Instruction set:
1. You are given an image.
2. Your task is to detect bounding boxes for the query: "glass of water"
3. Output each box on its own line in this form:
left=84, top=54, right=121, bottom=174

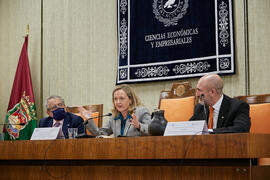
left=68, top=128, right=78, bottom=139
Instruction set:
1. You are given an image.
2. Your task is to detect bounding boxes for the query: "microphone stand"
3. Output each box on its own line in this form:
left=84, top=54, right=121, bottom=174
left=76, top=120, right=96, bottom=138
left=201, top=94, right=212, bottom=133
left=201, top=94, right=207, bottom=121
left=76, top=113, right=112, bottom=138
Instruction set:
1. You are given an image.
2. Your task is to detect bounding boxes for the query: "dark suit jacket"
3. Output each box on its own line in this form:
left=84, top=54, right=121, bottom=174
left=39, top=112, right=84, bottom=138
left=190, top=94, right=251, bottom=133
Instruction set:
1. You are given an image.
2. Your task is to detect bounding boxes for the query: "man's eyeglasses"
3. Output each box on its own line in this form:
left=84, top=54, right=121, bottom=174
left=48, top=103, right=65, bottom=112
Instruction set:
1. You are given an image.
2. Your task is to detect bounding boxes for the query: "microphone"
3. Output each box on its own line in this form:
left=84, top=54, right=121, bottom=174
left=77, top=113, right=112, bottom=138
left=201, top=94, right=208, bottom=126
left=201, top=94, right=205, bottom=99
left=0, top=123, right=26, bottom=126
left=83, top=113, right=112, bottom=125
left=201, top=94, right=206, bottom=114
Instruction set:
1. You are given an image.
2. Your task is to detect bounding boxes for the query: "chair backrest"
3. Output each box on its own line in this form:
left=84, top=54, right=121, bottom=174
left=235, top=94, right=270, bottom=166
left=67, top=104, right=103, bottom=131
left=235, top=94, right=270, bottom=134
left=159, top=82, right=196, bottom=122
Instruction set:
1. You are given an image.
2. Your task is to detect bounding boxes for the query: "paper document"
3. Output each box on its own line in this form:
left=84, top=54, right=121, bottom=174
left=164, top=120, right=209, bottom=136
left=30, top=127, right=60, bottom=140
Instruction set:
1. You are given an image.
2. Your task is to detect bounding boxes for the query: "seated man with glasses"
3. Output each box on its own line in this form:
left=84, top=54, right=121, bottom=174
left=39, top=95, right=84, bottom=139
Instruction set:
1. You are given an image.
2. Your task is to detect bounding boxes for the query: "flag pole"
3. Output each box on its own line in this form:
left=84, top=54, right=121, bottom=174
left=4, top=24, right=37, bottom=140
left=26, top=24, right=30, bottom=36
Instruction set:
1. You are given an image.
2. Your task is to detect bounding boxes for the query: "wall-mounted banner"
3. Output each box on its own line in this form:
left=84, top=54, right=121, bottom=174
left=117, top=0, right=235, bottom=84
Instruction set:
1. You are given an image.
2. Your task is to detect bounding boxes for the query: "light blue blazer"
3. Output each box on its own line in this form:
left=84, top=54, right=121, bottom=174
left=86, top=106, right=151, bottom=137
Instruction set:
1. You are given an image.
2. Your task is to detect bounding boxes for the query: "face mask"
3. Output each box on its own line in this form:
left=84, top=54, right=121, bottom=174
left=52, top=108, right=66, bottom=120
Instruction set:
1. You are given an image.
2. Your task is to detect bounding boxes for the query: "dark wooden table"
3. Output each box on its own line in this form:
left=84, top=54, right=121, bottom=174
left=0, top=133, right=269, bottom=180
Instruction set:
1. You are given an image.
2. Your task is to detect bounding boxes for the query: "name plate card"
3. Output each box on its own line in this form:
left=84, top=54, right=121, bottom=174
left=164, top=120, right=209, bottom=136
left=30, top=127, right=60, bottom=140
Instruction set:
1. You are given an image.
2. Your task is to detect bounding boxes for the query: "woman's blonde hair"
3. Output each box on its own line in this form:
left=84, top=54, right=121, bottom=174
left=111, top=84, right=142, bottom=117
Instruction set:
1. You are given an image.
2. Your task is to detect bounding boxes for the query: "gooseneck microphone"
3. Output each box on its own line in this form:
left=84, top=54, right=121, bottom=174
left=83, top=113, right=112, bottom=125
left=77, top=113, right=112, bottom=138
left=0, top=122, right=26, bottom=126
left=201, top=94, right=207, bottom=122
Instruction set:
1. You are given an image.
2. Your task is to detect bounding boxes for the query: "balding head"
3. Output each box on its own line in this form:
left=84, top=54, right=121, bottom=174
left=199, top=74, right=223, bottom=95
left=196, top=74, right=224, bottom=106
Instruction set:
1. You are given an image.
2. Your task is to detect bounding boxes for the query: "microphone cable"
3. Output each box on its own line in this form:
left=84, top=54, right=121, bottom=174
left=182, top=130, right=210, bottom=159
left=42, top=138, right=70, bottom=179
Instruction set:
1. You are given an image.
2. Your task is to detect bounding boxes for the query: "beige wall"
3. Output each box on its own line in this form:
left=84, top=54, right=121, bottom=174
left=248, top=1, right=270, bottom=94
left=0, top=0, right=41, bottom=129
left=0, top=0, right=270, bottom=128
left=42, top=0, right=118, bottom=115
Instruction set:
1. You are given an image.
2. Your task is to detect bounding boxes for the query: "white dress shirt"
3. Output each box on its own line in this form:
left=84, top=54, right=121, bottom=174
left=212, top=94, right=224, bottom=129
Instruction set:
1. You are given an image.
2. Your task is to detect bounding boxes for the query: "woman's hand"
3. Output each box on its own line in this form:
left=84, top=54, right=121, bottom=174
left=79, top=106, right=92, bottom=120
left=130, top=113, right=140, bottom=129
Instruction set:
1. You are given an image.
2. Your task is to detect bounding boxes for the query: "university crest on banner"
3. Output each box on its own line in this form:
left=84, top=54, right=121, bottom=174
left=153, top=0, right=189, bottom=27
left=117, top=0, right=235, bottom=84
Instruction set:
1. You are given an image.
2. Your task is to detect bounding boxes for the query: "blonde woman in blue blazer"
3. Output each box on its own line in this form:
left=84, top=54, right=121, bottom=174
left=80, top=84, right=151, bottom=137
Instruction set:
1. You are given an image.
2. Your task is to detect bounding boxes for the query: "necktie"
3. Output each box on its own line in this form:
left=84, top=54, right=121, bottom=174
left=208, top=106, right=214, bottom=129
left=54, top=122, right=61, bottom=127
left=54, top=122, right=65, bottom=139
